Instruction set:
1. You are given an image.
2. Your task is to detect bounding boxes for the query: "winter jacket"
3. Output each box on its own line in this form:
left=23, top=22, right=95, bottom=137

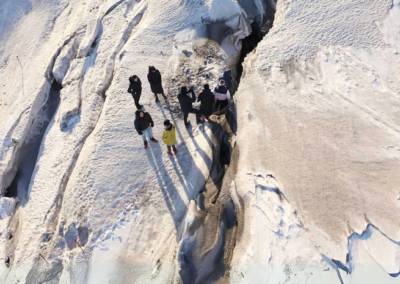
left=197, top=88, right=215, bottom=116
left=162, top=123, right=176, bottom=146
left=219, top=70, right=233, bottom=89
left=127, top=75, right=142, bottom=99
left=213, top=86, right=230, bottom=101
left=178, top=88, right=196, bottom=112
left=147, top=69, right=164, bottom=94
left=134, top=111, right=154, bottom=135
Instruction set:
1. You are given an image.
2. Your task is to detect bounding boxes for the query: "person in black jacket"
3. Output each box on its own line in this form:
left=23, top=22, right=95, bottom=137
left=218, top=69, right=234, bottom=95
left=178, top=86, right=201, bottom=126
left=218, top=70, right=233, bottom=89
left=127, top=75, right=143, bottom=109
left=147, top=66, right=168, bottom=103
left=134, top=110, right=158, bottom=148
left=197, top=84, right=215, bottom=120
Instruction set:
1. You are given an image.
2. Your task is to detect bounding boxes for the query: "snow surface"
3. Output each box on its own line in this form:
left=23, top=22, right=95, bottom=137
left=232, top=0, right=400, bottom=282
left=0, top=0, right=399, bottom=283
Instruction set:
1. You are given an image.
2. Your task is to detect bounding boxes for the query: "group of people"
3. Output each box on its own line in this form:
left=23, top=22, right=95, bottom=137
left=127, top=66, right=168, bottom=109
left=129, top=66, right=233, bottom=155
left=133, top=110, right=177, bottom=155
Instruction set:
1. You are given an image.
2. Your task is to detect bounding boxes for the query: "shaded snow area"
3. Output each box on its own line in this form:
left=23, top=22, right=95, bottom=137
left=0, top=0, right=399, bottom=284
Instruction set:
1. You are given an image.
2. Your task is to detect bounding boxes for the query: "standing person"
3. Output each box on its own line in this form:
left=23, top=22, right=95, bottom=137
left=213, top=79, right=231, bottom=111
left=162, top=119, right=178, bottom=155
left=197, top=84, right=215, bottom=120
left=178, top=86, right=201, bottom=126
left=219, top=70, right=233, bottom=91
left=147, top=66, right=168, bottom=103
left=127, top=75, right=143, bottom=109
left=134, top=110, right=158, bottom=148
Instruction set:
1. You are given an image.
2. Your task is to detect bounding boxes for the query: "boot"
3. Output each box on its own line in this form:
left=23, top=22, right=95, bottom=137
left=150, top=137, right=158, bottom=142
left=174, top=149, right=178, bottom=154
left=166, top=150, right=173, bottom=155
left=162, top=93, right=168, bottom=100
left=143, top=141, right=148, bottom=148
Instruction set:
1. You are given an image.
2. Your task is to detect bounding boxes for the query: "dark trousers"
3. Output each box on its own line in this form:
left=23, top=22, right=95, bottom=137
left=153, top=92, right=167, bottom=100
left=167, top=145, right=177, bottom=152
left=200, top=106, right=214, bottom=118
left=133, top=95, right=141, bottom=109
left=183, top=108, right=201, bottom=125
left=215, top=99, right=228, bottom=111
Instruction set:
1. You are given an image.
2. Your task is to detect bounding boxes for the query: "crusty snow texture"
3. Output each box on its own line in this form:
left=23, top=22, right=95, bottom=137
left=0, top=0, right=399, bottom=283
left=232, top=0, right=400, bottom=283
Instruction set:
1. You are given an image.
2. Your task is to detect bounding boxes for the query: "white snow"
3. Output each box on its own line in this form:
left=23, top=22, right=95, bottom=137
left=0, top=197, right=18, bottom=219
left=232, top=0, right=400, bottom=282
left=0, top=0, right=399, bottom=283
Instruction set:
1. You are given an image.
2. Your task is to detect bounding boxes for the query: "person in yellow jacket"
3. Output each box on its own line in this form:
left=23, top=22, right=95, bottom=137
left=163, top=119, right=178, bottom=155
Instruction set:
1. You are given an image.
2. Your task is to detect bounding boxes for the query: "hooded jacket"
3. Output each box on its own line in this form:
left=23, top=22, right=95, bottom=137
left=197, top=86, right=215, bottom=116
left=162, top=123, right=176, bottom=146
left=213, top=85, right=231, bottom=101
left=178, top=87, right=196, bottom=112
left=147, top=67, right=164, bottom=93
left=134, top=111, right=154, bottom=135
left=127, top=75, right=142, bottom=99
left=218, top=70, right=233, bottom=89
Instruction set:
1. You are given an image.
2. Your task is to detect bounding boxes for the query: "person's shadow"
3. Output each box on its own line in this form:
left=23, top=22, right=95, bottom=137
left=157, top=103, right=208, bottom=201
left=184, top=123, right=213, bottom=167
left=144, top=142, right=187, bottom=230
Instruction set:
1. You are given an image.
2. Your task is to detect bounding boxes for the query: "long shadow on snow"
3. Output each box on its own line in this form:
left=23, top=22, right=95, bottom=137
left=178, top=107, right=236, bottom=284
left=144, top=142, right=187, bottom=229
left=156, top=104, right=193, bottom=198
left=158, top=103, right=209, bottom=201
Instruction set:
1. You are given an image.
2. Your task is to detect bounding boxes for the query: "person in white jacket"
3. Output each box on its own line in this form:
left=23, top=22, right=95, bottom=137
left=213, top=79, right=231, bottom=111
